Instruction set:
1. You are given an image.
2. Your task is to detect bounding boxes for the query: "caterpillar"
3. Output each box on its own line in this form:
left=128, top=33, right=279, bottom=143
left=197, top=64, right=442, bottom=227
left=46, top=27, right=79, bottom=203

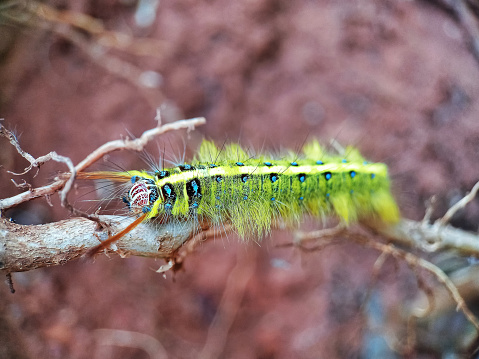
left=78, top=140, right=400, bottom=252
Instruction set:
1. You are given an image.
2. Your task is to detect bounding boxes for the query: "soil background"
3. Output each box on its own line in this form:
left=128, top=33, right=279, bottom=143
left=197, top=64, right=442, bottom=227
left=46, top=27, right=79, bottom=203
left=1, top=0, right=479, bottom=358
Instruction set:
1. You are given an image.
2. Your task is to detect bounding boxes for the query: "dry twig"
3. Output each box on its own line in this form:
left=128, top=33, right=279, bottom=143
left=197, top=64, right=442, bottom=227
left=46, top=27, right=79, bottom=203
left=2, top=0, right=167, bottom=108
left=0, top=115, right=206, bottom=212
left=290, top=225, right=479, bottom=332
left=94, top=329, right=168, bottom=359
left=439, top=180, right=479, bottom=225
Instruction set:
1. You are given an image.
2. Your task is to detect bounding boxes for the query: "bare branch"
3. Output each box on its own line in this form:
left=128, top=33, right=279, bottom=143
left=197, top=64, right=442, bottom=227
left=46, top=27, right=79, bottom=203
left=93, top=329, right=168, bottom=359
left=74, top=116, right=205, bottom=172
left=442, top=0, right=479, bottom=63
left=352, top=235, right=479, bottom=331
left=2, top=1, right=168, bottom=108
left=0, top=122, right=74, bottom=179
left=32, top=2, right=168, bottom=57
left=291, top=226, right=479, bottom=331
left=0, top=124, right=36, bottom=169
left=0, top=216, right=196, bottom=273
left=371, top=219, right=479, bottom=256
left=0, top=116, right=206, bottom=212
left=0, top=177, right=66, bottom=213
left=439, top=180, right=479, bottom=225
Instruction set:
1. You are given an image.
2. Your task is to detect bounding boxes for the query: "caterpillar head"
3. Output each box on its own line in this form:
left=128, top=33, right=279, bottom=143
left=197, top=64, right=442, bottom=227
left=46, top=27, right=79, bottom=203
left=124, top=176, right=160, bottom=215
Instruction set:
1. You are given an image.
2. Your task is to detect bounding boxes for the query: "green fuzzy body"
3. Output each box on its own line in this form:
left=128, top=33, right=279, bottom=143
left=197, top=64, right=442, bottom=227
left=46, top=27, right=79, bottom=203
left=123, top=140, right=399, bottom=239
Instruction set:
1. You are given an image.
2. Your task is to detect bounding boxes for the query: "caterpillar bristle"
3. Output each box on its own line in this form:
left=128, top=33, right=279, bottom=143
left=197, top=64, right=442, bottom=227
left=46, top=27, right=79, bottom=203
left=88, top=212, right=148, bottom=256
left=76, top=171, right=133, bottom=182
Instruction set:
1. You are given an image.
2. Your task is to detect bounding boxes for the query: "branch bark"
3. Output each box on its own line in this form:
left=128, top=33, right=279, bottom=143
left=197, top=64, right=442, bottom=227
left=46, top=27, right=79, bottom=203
left=373, top=218, right=479, bottom=256
left=0, top=216, right=196, bottom=273
left=2, top=216, right=479, bottom=274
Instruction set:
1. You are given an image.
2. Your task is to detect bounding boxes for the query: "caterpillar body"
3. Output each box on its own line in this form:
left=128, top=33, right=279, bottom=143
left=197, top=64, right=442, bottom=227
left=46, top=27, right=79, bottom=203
left=79, top=140, right=399, bottom=250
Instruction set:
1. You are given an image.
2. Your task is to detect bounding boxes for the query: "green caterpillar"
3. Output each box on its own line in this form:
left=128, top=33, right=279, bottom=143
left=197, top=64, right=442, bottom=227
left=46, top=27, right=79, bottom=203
left=80, top=140, right=399, bottom=243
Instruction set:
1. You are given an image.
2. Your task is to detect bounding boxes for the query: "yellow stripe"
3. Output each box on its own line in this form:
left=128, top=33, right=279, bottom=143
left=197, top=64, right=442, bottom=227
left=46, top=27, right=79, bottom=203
left=153, top=163, right=387, bottom=188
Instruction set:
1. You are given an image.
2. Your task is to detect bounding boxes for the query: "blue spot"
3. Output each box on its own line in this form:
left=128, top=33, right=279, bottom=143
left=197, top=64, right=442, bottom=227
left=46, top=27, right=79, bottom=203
left=215, top=196, right=220, bottom=200
left=150, top=192, right=158, bottom=202
left=264, top=161, right=272, bottom=166
left=316, top=160, right=324, bottom=165
left=350, top=171, right=356, bottom=178
left=298, top=174, right=306, bottom=183
left=242, top=175, right=248, bottom=183
left=271, top=197, right=275, bottom=201
left=131, top=176, right=139, bottom=183
left=299, top=196, right=304, bottom=200
left=165, top=203, right=172, bottom=210
left=324, top=172, right=332, bottom=180
left=326, top=193, right=330, bottom=198
left=156, top=170, right=170, bottom=179
left=291, top=161, right=298, bottom=166
left=191, top=202, right=199, bottom=208
left=271, top=175, right=277, bottom=183
left=209, top=164, right=217, bottom=168
left=216, top=176, right=223, bottom=183
left=363, top=161, right=368, bottom=165
left=342, top=159, right=347, bottom=163
left=243, top=196, right=248, bottom=200
left=142, top=206, right=151, bottom=213
left=179, top=164, right=194, bottom=171
left=350, top=190, right=354, bottom=194
left=236, top=162, right=244, bottom=166
left=371, top=173, right=376, bottom=179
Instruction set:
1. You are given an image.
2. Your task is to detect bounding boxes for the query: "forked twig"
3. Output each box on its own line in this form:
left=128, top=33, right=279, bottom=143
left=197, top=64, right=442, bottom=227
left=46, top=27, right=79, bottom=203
left=291, top=226, right=479, bottom=331
left=357, top=237, right=479, bottom=330
left=0, top=115, right=206, bottom=213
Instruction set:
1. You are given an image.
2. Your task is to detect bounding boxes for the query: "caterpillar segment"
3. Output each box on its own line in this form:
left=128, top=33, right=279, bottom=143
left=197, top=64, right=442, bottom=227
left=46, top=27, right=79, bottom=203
left=81, top=140, right=400, bottom=254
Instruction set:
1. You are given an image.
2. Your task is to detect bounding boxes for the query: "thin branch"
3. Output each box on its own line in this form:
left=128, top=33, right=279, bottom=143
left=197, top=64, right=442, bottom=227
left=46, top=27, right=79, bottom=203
left=441, top=0, right=479, bottom=63
left=74, top=116, right=205, bottom=172
left=0, top=116, right=206, bottom=212
left=371, top=219, right=479, bottom=256
left=2, top=1, right=168, bottom=108
left=291, top=226, right=479, bottom=331
left=353, top=235, right=479, bottom=331
left=33, top=2, right=168, bottom=57
left=0, top=124, right=36, bottom=170
left=94, top=329, right=168, bottom=359
left=439, top=180, right=479, bottom=225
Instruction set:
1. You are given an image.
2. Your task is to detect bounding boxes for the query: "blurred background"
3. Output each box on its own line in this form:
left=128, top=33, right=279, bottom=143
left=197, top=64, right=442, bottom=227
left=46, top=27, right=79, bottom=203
left=1, top=0, right=479, bottom=358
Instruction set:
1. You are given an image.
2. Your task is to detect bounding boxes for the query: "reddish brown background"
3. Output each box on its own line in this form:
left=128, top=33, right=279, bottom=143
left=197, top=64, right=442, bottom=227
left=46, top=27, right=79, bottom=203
left=1, top=0, right=479, bottom=358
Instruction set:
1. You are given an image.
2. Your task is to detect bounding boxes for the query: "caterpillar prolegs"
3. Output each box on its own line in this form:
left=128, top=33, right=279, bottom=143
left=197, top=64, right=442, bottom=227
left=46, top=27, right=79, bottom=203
left=79, top=140, right=400, bottom=251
